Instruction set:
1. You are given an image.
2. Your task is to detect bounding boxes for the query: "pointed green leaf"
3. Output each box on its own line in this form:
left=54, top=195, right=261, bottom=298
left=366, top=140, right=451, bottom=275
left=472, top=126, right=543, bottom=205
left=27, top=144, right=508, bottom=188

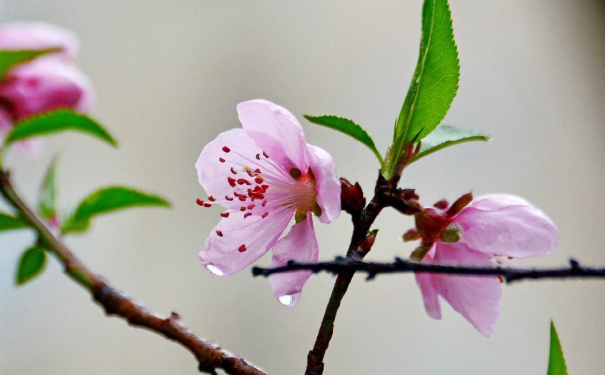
left=0, top=49, right=58, bottom=79
left=385, top=0, right=460, bottom=178
left=5, top=110, right=117, bottom=147
left=38, top=155, right=59, bottom=221
left=0, top=211, right=27, bottom=232
left=410, top=124, right=488, bottom=163
left=548, top=321, right=569, bottom=375
left=304, top=115, right=384, bottom=167
left=61, top=186, right=170, bottom=234
left=16, top=246, right=47, bottom=285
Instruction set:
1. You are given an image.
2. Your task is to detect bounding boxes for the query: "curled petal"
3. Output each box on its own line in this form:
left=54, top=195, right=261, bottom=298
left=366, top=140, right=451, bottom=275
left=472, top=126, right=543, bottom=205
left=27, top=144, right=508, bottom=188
left=269, top=215, right=318, bottom=307
left=414, top=248, right=442, bottom=319
left=0, top=58, right=94, bottom=119
left=199, top=207, right=294, bottom=277
left=307, top=144, right=341, bottom=224
left=456, top=194, right=558, bottom=259
left=431, top=243, right=501, bottom=337
left=237, top=99, right=309, bottom=171
left=0, top=22, right=80, bottom=59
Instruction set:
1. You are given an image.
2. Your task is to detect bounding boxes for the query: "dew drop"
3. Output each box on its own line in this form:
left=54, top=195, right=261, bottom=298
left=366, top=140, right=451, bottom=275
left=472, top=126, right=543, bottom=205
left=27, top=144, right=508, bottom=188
left=278, top=294, right=295, bottom=306
left=206, top=264, right=224, bottom=276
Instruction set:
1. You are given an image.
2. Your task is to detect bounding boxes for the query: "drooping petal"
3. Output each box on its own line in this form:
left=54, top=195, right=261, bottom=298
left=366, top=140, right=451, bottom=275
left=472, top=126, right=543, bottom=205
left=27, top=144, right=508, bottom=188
left=0, top=58, right=94, bottom=119
left=237, top=99, right=310, bottom=171
left=268, top=215, right=318, bottom=307
left=200, top=207, right=294, bottom=277
left=456, top=194, right=558, bottom=259
left=0, top=22, right=80, bottom=59
left=431, top=243, right=502, bottom=337
left=414, top=247, right=442, bottom=319
left=307, top=144, right=341, bottom=224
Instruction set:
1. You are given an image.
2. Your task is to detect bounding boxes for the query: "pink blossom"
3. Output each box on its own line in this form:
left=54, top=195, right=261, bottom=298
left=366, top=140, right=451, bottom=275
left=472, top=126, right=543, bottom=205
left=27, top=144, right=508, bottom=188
left=414, top=194, right=558, bottom=336
left=0, top=22, right=94, bottom=154
left=196, top=100, right=341, bottom=307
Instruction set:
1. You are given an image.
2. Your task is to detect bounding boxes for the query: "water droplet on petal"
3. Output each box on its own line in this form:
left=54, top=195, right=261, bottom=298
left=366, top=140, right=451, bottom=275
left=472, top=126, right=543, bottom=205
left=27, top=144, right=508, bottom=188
left=206, top=264, right=224, bottom=276
left=278, top=294, right=295, bottom=306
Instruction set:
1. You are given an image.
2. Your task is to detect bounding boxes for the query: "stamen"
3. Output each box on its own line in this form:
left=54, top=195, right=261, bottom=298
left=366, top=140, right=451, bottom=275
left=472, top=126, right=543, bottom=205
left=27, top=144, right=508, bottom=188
left=222, top=146, right=231, bottom=153
left=220, top=212, right=230, bottom=218
left=238, top=244, right=247, bottom=252
left=216, top=230, right=223, bottom=237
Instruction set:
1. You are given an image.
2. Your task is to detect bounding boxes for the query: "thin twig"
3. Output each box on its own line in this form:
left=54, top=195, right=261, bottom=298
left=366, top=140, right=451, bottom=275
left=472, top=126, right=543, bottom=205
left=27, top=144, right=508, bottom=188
left=0, top=170, right=266, bottom=375
left=252, top=257, right=605, bottom=284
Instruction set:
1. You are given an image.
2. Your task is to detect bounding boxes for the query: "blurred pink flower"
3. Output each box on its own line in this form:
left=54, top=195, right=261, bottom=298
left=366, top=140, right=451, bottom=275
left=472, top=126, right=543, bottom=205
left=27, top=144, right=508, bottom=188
left=196, top=99, right=341, bottom=307
left=0, top=22, right=94, bottom=155
left=415, top=194, right=558, bottom=336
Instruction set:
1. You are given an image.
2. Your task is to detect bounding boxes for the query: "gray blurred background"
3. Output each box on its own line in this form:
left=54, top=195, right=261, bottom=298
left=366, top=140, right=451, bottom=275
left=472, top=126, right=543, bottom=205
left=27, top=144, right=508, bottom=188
left=1, top=0, right=604, bottom=374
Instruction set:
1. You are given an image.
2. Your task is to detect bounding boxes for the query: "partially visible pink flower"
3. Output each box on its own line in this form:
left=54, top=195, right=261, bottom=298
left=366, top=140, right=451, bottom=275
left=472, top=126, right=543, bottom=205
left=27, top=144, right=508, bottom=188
left=196, top=99, right=341, bottom=307
left=414, top=194, right=558, bottom=336
left=0, top=22, right=79, bottom=58
left=0, top=22, right=94, bottom=155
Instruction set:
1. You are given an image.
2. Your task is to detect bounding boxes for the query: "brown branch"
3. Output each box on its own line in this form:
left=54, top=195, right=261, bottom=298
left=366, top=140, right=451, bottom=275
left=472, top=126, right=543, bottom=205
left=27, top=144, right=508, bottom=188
left=0, top=170, right=266, bottom=375
left=252, top=258, right=605, bottom=284
left=304, top=172, right=417, bottom=375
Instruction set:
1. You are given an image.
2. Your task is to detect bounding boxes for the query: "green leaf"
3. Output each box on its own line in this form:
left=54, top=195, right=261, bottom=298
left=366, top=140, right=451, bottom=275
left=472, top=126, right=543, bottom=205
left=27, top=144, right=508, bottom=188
left=548, top=321, right=569, bottom=375
left=0, top=211, right=27, bottom=232
left=384, top=0, right=460, bottom=178
left=61, top=186, right=170, bottom=234
left=5, top=110, right=117, bottom=147
left=38, top=155, right=59, bottom=221
left=0, top=49, right=58, bottom=79
left=16, top=246, right=47, bottom=285
left=304, top=115, right=384, bottom=167
left=410, top=124, right=489, bottom=163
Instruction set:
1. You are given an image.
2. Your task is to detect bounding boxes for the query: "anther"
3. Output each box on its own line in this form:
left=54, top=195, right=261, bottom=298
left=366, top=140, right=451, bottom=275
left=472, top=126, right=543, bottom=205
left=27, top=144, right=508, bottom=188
left=238, top=244, right=247, bottom=252
left=230, top=167, right=237, bottom=175
left=238, top=195, right=247, bottom=201
left=244, top=212, right=252, bottom=218
left=220, top=212, right=230, bottom=218
left=208, top=196, right=216, bottom=202
left=196, top=199, right=205, bottom=206
left=262, top=212, right=268, bottom=218
left=240, top=206, right=246, bottom=211
left=254, top=177, right=264, bottom=184
left=262, top=200, right=267, bottom=207
left=216, top=230, right=223, bottom=237
left=247, top=204, right=255, bottom=210
left=219, top=158, right=225, bottom=163
left=228, top=177, right=236, bottom=187
left=222, top=146, right=231, bottom=153
left=225, top=195, right=234, bottom=201
left=203, top=203, right=212, bottom=208
left=263, top=151, right=269, bottom=158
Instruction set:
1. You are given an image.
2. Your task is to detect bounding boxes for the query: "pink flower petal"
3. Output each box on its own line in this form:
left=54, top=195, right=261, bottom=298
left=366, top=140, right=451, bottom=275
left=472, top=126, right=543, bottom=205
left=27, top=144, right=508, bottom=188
left=414, top=248, right=442, bottom=319
left=237, top=100, right=310, bottom=171
left=307, top=144, right=341, bottom=224
left=0, top=22, right=80, bottom=59
left=456, top=194, right=558, bottom=259
left=0, top=58, right=94, bottom=119
left=268, top=215, right=318, bottom=307
left=199, top=207, right=294, bottom=277
left=431, top=243, right=502, bottom=337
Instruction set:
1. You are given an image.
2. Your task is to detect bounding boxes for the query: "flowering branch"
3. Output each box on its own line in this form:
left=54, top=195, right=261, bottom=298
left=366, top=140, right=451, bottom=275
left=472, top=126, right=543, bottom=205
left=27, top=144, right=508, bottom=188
left=252, top=258, right=605, bottom=284
left=0, top=170, right=266, bottom=375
